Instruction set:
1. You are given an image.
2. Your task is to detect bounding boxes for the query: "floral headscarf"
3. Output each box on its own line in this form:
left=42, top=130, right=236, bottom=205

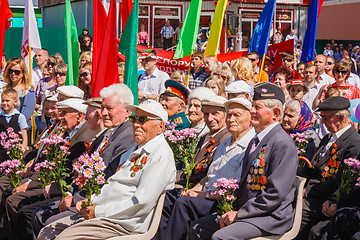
left=291, top=100, right=315, bottom=133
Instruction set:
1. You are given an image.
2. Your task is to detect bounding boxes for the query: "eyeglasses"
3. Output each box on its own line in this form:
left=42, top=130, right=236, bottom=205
left=327, top=62, right=334, bottom=65
left=214, top=73, right=227, bottom=81
left=84, top=40, right=90, bottom=42
left=55, top=72, right=66, bottom=77
left=9, top=69, right=21, bottom=75
left=47, top=62, right=57, bottom=67
left=129, top=115, right=161, bottom=124
left=335, top=70, right=348, bottom=75
left=320, top=112, right=336, bottom=121
left=282, top=58, right=293, bottom=62
left=79, top=71, right=91, bottom=78
left=248, top=58, right=257, bottom=62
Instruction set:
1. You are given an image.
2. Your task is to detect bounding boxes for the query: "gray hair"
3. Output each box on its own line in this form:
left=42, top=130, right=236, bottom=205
left=100, top=84, right=134, bottom=107
left=284, top=100, right=301, bottom=116
left=264, top=99, right=283, bottom=120
left=335, top=109, right=351, bottom=119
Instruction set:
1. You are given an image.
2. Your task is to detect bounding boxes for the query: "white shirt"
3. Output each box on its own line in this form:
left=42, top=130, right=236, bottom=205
left=303, top=79, right=326, bottom=109
left=92, top=134, right=176, bottom=233
left=138, top=67, right=170, bottom=95
left=205, top=128, right=256, bottom=191
left=320, top=124, right=351, bottom=158
left=319, top=72, right=335, bottom=85
left=347, top=73, right=360, bottom=88
left=32, top=66, right=42, bottom=88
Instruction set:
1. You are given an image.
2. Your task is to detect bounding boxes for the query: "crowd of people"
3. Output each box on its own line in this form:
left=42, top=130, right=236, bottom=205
left=0, top=29, right=359, bottom=240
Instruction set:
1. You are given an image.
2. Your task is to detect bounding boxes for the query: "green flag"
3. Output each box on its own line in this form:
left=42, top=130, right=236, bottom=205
left=119, top=0, right=139, bottom=104
left=173, top=0, right=202, bottom=59
left=63, top=0, right=79, bottom=86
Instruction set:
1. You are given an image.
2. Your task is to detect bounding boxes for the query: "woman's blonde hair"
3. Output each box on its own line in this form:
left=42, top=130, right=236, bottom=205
left=230, top=57, right=255, bottom=84
left=214, top=63, right=233, bottom=86
left=205, top=74, right=227, bottom=98
left=3, top=59, right=32, bottom=96
left=53, top=64, right=68, bottom=74
left=78, top=62, right=92, bottom=98
left=49, top=53, right=64, bottom=65
left=80, top=51, right=93, bottom=64
left=118, top=62, right=125, bottom=75
left=171, top=70, right=186, bottom=83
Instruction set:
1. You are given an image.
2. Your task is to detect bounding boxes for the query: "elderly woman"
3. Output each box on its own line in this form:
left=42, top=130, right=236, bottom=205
left=282, top=100, right=320, bottom=161
left=187, top=87, right=217, bottom=139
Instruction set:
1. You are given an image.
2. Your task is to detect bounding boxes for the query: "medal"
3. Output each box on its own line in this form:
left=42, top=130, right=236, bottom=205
left=324, top=166, right=329, bottom=171
left=261, top=186, right=266, bottom=191
left=130, top=172, right=136, bottom=178
left=251, top=184, right=256, bottom=190
left=253, top=159, right=260, bottom=167
left=258, top=168, right=264, bottom=175
left=255, top=184, right=260, bottom=190
left=330, top=168, right=335, bottom=174
left=254, top=168, right=258, bottom=174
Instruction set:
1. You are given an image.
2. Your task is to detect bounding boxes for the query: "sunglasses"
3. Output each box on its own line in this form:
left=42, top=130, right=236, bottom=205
left=248, top=58, right=257, bottom=62
left=47, top=62, right=57, bottom=67
left=129, top=115, right=161, bottom=124
left=84, top=40, right=90, bottom=42
left=55, top=72, right=66, bottom=77
left=214, top=73, right=227, bottom=81
left=327, top=62, right=334, bottom=65
left=336, top=70, right=348, bottom=75
left=9, top=69, right=21, bottom=75
left=79, top=71, right=91, bottom=78
left=282, top=58, right=293, bottom=62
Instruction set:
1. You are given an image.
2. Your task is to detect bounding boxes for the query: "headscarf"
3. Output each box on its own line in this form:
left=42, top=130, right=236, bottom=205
left=291, top=100, right=315, bottom=133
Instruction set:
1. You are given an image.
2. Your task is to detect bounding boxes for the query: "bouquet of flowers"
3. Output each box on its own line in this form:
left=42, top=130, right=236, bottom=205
left=211, top=178, right=239, bottom=215
left=0, top=128, right=25, bottom=188
left=334, top=158, right=360, bottom=202
left=73, top=152, right=107, bottom=208
left=34, top=136, right=71, bottom=197
left=164, top=122, right=200, bottom=190
left=290, top=132, right=308, bottom=156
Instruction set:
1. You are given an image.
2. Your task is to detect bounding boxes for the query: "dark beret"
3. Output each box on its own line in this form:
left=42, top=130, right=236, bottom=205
left=315, top=96, right=350, bottom=112
left=253, top=82, right=285, bottom=104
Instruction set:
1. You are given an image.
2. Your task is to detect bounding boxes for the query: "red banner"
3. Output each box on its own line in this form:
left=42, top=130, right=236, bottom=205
left=119, top=40, right=294, bottom=75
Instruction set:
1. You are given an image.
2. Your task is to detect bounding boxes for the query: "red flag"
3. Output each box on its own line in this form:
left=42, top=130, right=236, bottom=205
left=91, top=0, right=119, bottom=97
left=91, top=0, right=107, bottom=89
left=318, top=0, right=324, bottom=18
left=0, top=0, right=13, bottom=59
left=121, top=0, right=133, bottom=31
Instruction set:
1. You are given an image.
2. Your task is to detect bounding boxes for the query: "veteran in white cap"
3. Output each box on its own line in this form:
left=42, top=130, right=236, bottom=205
left=38, top=99, right=176, bottom=240
left=47, top=85, right=85, bottom=102
left=225, top=80, right=252, bottom=100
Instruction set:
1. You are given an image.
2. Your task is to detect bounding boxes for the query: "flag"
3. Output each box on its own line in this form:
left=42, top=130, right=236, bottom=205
left=204, top=0, right=228, bottom=57
left=121, top=0, right=133, bottom=31
left=92, top=0, right=119, bottom=97
left=248, top=0, right=276, bottom=59
left=63, top=0, right=79, bottom=86
left=0, top=0, right=12, bottom=60
left=119, top=0, right=138, bottom=104
left=301, top=0, right=320, bottom=62
left=173, top=0, right=202, bottom=59
left=92, top=0, right=107, bottom=88
left=21, top=0, right=42, bottom=73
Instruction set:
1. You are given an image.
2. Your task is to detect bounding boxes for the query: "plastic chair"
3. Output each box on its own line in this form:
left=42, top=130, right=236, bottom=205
left=249, top=176, right=306, bottom=240
left=108, top=191, right=166, bottom=240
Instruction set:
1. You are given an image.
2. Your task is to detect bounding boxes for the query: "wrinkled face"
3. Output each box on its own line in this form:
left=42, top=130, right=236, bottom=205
left=188, top=99, right=204, bottom=125
left=206, top=80, right=219, bottom=95
left=226, top=103, right=251, bottom=136
left=159, top=94, right=181, bottom=118
left=35, top=50, right=49, bottom=66
left=297, top=64, right=305, bottom=79
left=320, top=110, right=340, bottom=134
left=8, top=64, right=23, bottom=84
left=202, top=105, right=226, bottom=134
left=141, top=57, right=157, bottom=72
left=250, top=100, right=276, bottom=132
left=132, top=109, right=164, bottom=145
left=86, top=106, right=101, bottom=130
left=55, top=72, right=66, bottom=87
left=289, top=85, right=306, bottom=100
left=101, top=94, right=129, bottom=129
left=192, top=56, right=203, bottom=68
left=282, top=107, right=299, bottom=131
left=274, top=73, right=287, bottom=90
left=1, top=94, right=17, bottom=113
left=304, top=66, right=316, bottom=83
left=59, top=108, right=81, bottom=132
left=79, top=68, right=91, bottom=86
left=43, top=101, right=59, bottom=121
left=315, top=55, right=326, bottom=73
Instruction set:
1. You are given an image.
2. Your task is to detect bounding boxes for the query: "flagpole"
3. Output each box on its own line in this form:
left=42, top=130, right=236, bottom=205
left=258, top=53, right=266, bottom=82
left=186, top=49, right=194, bottom=87
left=29, top=46, right=32, bottom=81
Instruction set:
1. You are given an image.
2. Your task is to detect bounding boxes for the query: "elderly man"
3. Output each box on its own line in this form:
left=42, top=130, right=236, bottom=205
left=38, top=99, right=176, bottom=240
left=3, top=98, right=97, bottom=240
left=31, top=84, right=136, bottom=238
left=296, top=96, right=360, bottom=240
left=188, top=82, right=298, bottom=240
left=160, top=79, right=190, bottom=130
left=155, top=97, right=255, bottom=240
left=225, top=80, right=252, bottom=100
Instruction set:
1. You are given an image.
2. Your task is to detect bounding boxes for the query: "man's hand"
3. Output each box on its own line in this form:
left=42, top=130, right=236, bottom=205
left=43, top=185, right=51, bottom=199
left=76, top=199, right=95, bottom=220
left=219, top=211, right=238, bottom=229
left=12, top=181, right=30, bottom=194
left=59, top=195, right=73, bottom=212
left=322, top=200, right=337, bottom=217
left=21, top=160, right=34, bottom=178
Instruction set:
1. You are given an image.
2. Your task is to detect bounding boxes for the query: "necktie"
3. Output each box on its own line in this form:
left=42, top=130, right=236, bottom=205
left=249, top=136, right=259, bottom=154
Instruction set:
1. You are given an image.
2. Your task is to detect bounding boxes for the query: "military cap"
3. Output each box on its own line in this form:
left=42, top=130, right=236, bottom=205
left=83, top=97, right=102, bottom=109
left=315, top=96, right=350, bottom=112
left=253, top=82, right=285, bottom=104
left=161, top=80, right=190, bottom=103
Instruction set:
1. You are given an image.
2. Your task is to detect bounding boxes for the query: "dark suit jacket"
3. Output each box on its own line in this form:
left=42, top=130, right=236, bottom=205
left=236, top=124, right=298, bottom=235
left=305, top=125, right=360, bottom=200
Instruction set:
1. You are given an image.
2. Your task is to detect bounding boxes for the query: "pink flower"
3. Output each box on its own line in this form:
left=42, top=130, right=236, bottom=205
left=94, top=162, right=105, bottom=173
left=73, top=162, right=81, bottom=172
left=83, top=168, right=94, bottom=178
left=226, top=195, right=235, bottom=201
left=75, top=176, right=88, bottom=188
left=96, top=175, right=105, bottom=185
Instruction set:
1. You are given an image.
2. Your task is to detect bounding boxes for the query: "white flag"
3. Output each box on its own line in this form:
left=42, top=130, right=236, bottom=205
left=21, top=0, right=42, bottom=85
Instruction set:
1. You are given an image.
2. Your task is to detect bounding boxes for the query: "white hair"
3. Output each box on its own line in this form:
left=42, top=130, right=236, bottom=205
left=335, top=109, right=351, bottom=119
left=100, top=84, right=134, bottom=107
left=284, top=100, right=301, bottom=116
left=264, top=99, right=283, bottom=119
left=188, top=87, right=217, bottom=104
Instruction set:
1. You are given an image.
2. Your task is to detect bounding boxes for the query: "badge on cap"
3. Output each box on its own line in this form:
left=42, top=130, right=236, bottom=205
left=261, top=88, right=267, bottom=93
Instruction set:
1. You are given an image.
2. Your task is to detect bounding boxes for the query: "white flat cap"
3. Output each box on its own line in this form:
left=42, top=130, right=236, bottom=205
left=201, top=96, right=227, bottom=108
left=188, top=87, right=217, bottom=104
left=57, top=98, right=87, bottom=114
left=57, top=86, right=84, bottom=99
left=224, top=97, right=252, bottom=110
left=225, top=80, right=251, bottom=94
left=126, top=99, right=168, bottom=122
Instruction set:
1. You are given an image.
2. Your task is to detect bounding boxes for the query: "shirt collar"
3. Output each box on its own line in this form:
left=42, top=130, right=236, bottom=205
left=334, top=124, right=351, bottom=139
left=256, top=122, right=279, bottom=142
left=0, top=108, right=20, bottom=117
left=67, top=120, right=86, bottom=140
left=131, top=133, right=165, bottom=156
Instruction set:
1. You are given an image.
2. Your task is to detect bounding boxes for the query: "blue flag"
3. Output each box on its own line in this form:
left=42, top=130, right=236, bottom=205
left=248, top=0, right=276, bottom=59
left=301, top=0, right=319, bottom=62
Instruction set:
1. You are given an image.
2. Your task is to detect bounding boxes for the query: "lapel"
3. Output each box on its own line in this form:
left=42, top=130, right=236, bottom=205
left=69, top=121, right=88, bottom=147
left=316, top=126, right=355, bottom=167
left=102, top=120, right=131, bottom=152
left=239, top=124, right=282, bottom=185
left=90, top=130, right=108, bottom=154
